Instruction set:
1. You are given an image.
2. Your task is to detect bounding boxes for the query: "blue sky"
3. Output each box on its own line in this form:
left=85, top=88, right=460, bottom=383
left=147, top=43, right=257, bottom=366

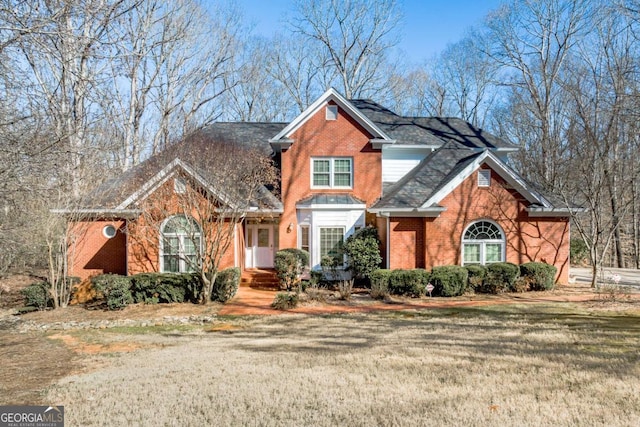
left=235, top=0, right=505, bottom=63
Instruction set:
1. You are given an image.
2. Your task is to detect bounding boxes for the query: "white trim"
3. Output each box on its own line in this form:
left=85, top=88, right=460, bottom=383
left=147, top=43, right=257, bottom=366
left=370, top=207, right=446, bottom=218
left=269, top=87, right=392, bottom=144
left=159, top=215, right=202, bottom=273
left=51, top=209, right=141, bottom=219
left=310, top=157, right=353, bottom=189
left=461, top=219, right=506, bottom=265
left=526, top=207, right=582, bottom=217
left=420, top=150, right=551, bottom=209
left=385, top=216, right=390, bottom=269
left=478, top=170, right=491, bottom=187
left=326, top=105, right=338, bottom=120
left=117, top=158, right=238, bottom=210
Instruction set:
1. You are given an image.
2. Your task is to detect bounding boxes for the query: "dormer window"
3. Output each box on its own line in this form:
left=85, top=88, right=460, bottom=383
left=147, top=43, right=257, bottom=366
left=478, top=170, right=491, bottom=187
left=326, top=105, right=338, bottom=120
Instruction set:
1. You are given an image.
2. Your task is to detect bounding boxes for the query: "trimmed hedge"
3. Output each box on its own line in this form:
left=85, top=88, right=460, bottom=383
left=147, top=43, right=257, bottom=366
left=430, top=266, right=468, bottom=297
left=212, top=267, right=240, bottom=303
left=21, top=282, right=52, bottom=310
left=130, top=273, right=188, bottom=304
left=91, top=274, right=133, bottom=310
left=520, top=262, right=557, bottom=291
left=388, top=269, right=428, bottom=297
left=479, top=262, right=520, bottom=294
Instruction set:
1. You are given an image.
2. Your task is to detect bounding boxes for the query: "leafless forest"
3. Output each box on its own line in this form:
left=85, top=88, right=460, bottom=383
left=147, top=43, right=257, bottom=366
left=2, top=0, right=640, bottom=284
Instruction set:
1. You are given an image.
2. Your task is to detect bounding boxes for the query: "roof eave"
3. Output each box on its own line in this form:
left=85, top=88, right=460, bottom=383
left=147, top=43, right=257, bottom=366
left=369, top=206, right=446, bottom=217
left=526, top=207, right=587, bottom=217
left=51, top=209, right=142, bottom=219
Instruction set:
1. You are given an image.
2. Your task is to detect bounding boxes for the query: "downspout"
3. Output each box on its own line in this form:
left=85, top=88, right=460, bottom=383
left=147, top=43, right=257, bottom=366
left=386, top=216, right=390, bottom=269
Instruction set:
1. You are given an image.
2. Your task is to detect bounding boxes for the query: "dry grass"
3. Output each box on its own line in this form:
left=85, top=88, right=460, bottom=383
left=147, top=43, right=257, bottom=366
left=42, top=303, right=640, bottom=426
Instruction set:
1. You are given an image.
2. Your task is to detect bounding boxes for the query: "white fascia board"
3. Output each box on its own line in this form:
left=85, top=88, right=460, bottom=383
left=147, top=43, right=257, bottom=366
left=269, top=87, right=392, bottom=143
left=116, top=158, right=236, bottom=210
left=526, top=207, right=586, bottom=217
left=295, top=203, right=366, bottom=210
left=51, top=209, right=141, bottom=219
left=369, top=207, right=446, bottom=217
left=420, top=150, right=549, bottom=209
left=383, top=145, right=439, bottom=150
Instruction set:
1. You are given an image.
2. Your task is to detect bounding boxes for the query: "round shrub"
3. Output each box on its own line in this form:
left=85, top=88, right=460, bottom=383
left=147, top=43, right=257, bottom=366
left=480, top=262, right=520, bottom=294
left=271, top=292, right=299, bottom=310
left=430, top=266, right=468, bottom=297
left=21, top=282, right=52, bottom=310
left=275, top=249, right=309, bottom=291
left=520, top=262, right=557, bottom=291
left=388, top=269, right=427, bottom=297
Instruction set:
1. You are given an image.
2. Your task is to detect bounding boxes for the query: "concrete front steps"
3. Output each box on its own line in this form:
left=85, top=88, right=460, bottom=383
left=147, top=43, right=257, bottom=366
left=241, top=269, right=280, bottom=289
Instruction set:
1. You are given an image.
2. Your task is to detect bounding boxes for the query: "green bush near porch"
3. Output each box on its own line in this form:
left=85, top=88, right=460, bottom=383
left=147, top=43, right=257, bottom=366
left=430, top=266, right=468, bottom=297
left=519, top=262, right=557, bottom=291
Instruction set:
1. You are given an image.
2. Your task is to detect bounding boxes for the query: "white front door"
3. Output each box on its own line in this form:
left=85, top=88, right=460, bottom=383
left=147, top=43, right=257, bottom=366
left=246, top=224, right=274, bottom=268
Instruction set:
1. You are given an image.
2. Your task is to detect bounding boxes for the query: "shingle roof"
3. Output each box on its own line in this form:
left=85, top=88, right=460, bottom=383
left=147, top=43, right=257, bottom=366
left=350, top=99, right=515, bottom=149
left=79, top=122, right=285, bottom=210
left=372, top=143, right=482, bottom=209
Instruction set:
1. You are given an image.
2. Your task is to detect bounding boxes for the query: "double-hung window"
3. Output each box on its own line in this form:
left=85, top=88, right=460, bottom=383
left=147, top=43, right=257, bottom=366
left=161, top=215, right=201, bottom=273
left=312, top=158, right=352, bottom=188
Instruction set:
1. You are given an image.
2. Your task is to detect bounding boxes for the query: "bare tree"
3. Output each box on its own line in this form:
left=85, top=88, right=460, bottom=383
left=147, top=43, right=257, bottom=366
left=131, top=135, right=279, bottom=304
left=484, top=0, right=592, bottom=187
left=290, top=0, right=402, bottom=99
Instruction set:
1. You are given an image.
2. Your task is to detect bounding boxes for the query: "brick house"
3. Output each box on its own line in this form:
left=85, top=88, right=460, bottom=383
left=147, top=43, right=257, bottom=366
left=67, top=88, right=573, bottom=284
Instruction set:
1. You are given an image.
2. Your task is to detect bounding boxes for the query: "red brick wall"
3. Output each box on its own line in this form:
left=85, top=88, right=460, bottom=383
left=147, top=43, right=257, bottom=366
left=279, top=101, right=382, bottom=248
left=68, top=220, right=127, bottom=281
left=387, top=167, right=570, bottom=283
left=388, top=217, right=425, bottom=269
left=70, top=176, right=240, bottom=281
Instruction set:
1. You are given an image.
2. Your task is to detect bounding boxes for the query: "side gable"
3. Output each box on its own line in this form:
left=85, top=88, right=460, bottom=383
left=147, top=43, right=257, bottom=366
left=269, top=87, right=395, bottom=152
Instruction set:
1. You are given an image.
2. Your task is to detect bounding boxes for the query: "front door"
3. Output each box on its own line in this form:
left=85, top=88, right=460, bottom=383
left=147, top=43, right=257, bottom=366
left=246, top=224, right=274, bottom=268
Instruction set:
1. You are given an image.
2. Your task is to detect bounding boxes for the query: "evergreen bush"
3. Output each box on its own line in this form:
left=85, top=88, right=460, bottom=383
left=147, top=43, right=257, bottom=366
left=464, top=264, right=486, bottom=293
left=21, top=282, right=52, bottom=310
left=91, top=274, right=133, bottom=310
left=212, top=267, right=240, bottom=303
left=388, top=269, right=427, bottom=297
left=271, top=292, right=299, bottom=310
left=430, top=266, right=468, bottom=297
left=370, top=269, right=391, bottom=299
left=343, top=226, right=382, bottom=284
left=520, top=262, right=557, bottom=291
left=480, top=262, right=520, bottom=294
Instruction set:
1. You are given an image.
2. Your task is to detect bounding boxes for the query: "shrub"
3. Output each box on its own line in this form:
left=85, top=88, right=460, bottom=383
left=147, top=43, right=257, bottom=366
left=130, top=273, right=187, bottom=304
left=570, top=238, right=588, bottom=265
left=370, top=269, right=391, bottom=299
left=520, top=262, right=557, bottom=291
left=430, top=266, right=468, bottom=297
left=388, top=269, right=427, bottom=297
left=343, top=226, right=382, bottom=283
left=480, top=263, right=520, bottom=294
left=274, top=249, right=309, bottom=291
left=91, top=274, right=133, bottom=310
left=271, top=292, right=299, bottom=310
left=21, top=282, right=52, bottom=310
left=212, top=267, right=240, bottom=303
left=464, top=265, right=486, bottom=293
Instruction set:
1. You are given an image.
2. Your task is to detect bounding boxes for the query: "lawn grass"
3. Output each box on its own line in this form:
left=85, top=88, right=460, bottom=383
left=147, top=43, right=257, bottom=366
left=46, top=303, right=640, bottom=426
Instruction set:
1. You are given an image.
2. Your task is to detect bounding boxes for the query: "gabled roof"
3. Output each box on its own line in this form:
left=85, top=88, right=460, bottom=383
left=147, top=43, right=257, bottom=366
left=370, top=143, right=565, bottom=217
left=76, top=123, right=284, bottom=215
left=269, top=88, right=395, bottom=151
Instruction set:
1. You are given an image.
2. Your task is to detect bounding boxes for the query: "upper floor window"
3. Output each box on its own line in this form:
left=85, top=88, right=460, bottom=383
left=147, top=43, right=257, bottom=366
left=462, top=220, right=504, bottom=265
left=312, top=158, right=352, bottom=188
left=160, top=215, right=201, bottom=273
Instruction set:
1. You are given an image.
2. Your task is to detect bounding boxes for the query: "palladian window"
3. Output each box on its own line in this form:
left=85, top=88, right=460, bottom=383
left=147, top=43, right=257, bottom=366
left=462, top=220, right=505, bottom=265
left=160, top=215, right=201, bottom=273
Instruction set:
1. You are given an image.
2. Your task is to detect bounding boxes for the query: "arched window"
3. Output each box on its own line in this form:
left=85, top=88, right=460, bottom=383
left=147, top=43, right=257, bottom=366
left=160, top=215, right=201, bottom=273
left=462, top=220, right=505, bottom=265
